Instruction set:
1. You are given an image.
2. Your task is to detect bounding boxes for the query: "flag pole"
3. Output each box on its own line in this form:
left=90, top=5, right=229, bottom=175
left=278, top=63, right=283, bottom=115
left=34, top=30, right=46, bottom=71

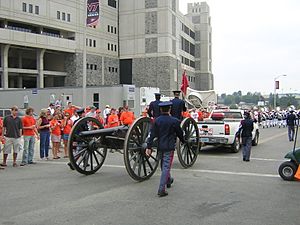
left=82, top=0, right=87, bottom=107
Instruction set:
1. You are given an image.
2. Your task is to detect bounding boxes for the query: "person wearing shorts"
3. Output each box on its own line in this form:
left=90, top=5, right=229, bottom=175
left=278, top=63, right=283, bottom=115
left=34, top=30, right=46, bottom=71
left=1, top=106, right=23, bottom=167
left=50, top=114, right=61, bottom=159
left=62, top=112, right=73, bottom=158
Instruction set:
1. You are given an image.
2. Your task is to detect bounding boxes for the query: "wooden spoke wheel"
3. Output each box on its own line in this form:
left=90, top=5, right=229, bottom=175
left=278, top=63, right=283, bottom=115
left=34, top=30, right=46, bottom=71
left=68, top=117, right=107, bottom=175
left=177, top=117, right=200, bottom=168
left=124, top=117, right=159, bottom=181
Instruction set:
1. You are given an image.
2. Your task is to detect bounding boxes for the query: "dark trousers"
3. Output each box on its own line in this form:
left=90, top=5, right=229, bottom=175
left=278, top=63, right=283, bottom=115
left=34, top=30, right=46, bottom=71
left=40, top=131, right=50, bottom=158
left=242, top=136, right=252, bottom=161
left=288, top=125, right=295, bottom=141
left=158, top=151, right=174, bottom=192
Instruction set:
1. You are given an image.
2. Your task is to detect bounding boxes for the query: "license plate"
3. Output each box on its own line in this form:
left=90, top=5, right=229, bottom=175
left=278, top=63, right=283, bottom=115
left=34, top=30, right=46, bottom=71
left=200, top=138, right=209, bottom=143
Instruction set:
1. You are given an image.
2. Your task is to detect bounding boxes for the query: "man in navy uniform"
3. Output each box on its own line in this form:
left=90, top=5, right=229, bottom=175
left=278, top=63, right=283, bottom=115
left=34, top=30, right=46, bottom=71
left=236, top=111, right=254, bottom=162
left=171, top=90, right=187, bottom=120
left=146, top=101, right=185, bottom=197
left=147, top=93, right=161, bottom=119
left=286, top=108, right=297, bottom=141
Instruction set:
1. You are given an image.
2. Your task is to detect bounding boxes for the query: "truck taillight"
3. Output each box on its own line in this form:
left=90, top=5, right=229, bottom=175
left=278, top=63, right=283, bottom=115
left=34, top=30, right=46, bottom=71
left=225, top=124, right=230, bottom=135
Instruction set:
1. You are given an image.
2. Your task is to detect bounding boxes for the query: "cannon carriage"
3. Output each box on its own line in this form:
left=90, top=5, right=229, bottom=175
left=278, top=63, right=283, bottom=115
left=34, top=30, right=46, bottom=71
left=68, top=116, right=200, bottom=181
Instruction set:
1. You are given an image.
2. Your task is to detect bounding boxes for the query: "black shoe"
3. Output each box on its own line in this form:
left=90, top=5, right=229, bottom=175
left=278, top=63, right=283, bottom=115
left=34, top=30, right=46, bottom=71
left=67, top=162, right=75, bottom=170
left=166, top=178, right=174, bottom=188
left=243, top=158, right=246, bottom=161
left=245, top=159, right=250, bottom=162
left=29, top=162, right=37, bottom=164
left=157, top=191, right=168, bottom=197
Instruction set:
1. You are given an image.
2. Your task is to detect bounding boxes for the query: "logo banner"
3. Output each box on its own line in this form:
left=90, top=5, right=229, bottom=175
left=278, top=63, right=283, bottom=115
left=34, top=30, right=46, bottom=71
left=87, top=0, right=99, bottom=27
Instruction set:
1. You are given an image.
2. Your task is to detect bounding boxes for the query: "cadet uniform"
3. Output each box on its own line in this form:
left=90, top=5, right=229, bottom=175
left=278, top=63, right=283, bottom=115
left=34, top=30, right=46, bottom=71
left=146, top=101, right=185, bottom=197
left=147, top=93, right=161, bottom=119
left=171, top=90, right=186, bottom=121
left=236, top=111, right=254, bottom=161
left=286, top=110, right=297, bottom=141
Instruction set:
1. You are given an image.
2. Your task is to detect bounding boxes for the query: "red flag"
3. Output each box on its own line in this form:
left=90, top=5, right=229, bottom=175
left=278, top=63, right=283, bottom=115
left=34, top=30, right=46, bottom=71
left=180, top=70, right=189, bottom=95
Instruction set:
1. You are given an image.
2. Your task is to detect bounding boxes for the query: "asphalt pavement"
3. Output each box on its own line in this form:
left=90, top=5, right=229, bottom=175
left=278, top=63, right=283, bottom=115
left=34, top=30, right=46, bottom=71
left=0, top=126, right=299, bottom=225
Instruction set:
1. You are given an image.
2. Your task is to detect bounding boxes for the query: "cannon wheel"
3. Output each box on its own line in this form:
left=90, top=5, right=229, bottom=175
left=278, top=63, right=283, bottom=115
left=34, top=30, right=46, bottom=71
left=68, top=117, right=107, bottom=175
left=124, top=117, right=159, bottom=182
left=177, top=117, right=200, bottom=168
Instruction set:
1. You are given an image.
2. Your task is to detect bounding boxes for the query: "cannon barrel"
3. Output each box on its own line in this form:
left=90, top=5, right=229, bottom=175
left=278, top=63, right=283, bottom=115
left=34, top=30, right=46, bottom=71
left=79, top=125, right=129, bottom=137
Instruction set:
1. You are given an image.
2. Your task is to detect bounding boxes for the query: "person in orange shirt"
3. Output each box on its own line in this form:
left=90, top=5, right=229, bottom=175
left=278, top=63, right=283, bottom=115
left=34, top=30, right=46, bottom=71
left=182, top=111, right=191, bottom=118
left=198, top=109, right=204, bottom=121
left=50, top=113, right=62, bottom=159
left=64, top=101, right=80, bottom=117
left=120, top=106, right=135, bottom=126
left=61, top=112, right=73, bottom=158
left=107, top=108, right=119, bottom=128
left=20, top=107, right=39, bottom=166
left=95, top=109, right=104, bottom=126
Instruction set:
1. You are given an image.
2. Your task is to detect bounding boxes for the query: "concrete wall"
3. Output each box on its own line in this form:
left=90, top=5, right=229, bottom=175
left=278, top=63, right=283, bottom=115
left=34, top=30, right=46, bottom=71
left=0, top=85, right=141, bottom=115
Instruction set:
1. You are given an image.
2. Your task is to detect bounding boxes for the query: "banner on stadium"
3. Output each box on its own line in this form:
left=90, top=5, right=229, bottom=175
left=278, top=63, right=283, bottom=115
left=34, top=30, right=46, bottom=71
left=87, top=0, right=100, bottom=27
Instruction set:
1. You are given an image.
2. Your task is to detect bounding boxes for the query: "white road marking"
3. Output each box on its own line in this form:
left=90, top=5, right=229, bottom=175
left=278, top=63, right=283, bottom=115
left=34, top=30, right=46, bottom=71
left=177, top=168, right=279, bottom=178
left=37, top=161, right=279, bottom=178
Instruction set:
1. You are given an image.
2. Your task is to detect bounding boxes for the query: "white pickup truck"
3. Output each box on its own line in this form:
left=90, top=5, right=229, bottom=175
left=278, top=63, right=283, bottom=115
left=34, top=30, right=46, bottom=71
left=198, top=109, right=259, bottom=153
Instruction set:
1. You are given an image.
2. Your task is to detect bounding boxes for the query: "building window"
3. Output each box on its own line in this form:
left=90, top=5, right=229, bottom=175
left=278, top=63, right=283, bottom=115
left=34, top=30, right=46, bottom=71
left=107, top=25, right=110, bottom=32
left=94, top=65, right=97, bottom=70
left=29, top=4, right=33, bottom=13
left=89, top=39, right=92, bottom=47
left=86, top=63, right=89, bottom=69
left=114, top=27, right=117, bottom=34
left=111, top=44, right=113, bottom=51
left=22, top=3, right=27, bottom=12
left=112, top=67, right=115, bottom=72
left=115, top=68, right=118, bottom=73
left=93, top=40, right=96, bottom=47
left=67, top=13, right=70, bottom=22
left=62, top=12, right=66, bottom=21
left=57, top=11, right=60, bottom=19
left=110, top=26, right=113, bottom=33
left=35, top=5, right=39, bottom=15
left=108, top=43, right=110, bottom=50
left=108, top=67, right=111, bottom=72
left=114, top=45, right=117, bottom=51
left=90, top=64, right=94, bottom=70
left=108, top=0, right=117, bottom=8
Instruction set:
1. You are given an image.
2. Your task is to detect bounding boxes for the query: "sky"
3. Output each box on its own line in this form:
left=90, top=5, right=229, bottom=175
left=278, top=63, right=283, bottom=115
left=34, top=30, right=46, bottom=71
left=179, top=0, right=300, bottom=95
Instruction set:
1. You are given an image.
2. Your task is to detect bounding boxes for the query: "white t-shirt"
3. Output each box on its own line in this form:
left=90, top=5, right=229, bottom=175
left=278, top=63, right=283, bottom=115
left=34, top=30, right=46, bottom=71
left=191, top=112, right=199, bottom=121
left=103, top=108, right=111, bottom=119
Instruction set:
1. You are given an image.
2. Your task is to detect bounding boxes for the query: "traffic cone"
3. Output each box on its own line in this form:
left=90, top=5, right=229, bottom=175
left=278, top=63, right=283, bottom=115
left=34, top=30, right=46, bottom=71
left=294, top=165, right=300, bottom=180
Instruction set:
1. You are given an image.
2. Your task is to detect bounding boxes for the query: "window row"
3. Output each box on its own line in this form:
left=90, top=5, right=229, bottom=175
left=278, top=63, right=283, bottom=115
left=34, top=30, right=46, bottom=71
left=86, top=39, right=97, bottom=48
left=182, top=24, right=195, bottom=39
left=181, top=36, right=195, bottom=56
left=192, top=8, right=201, bottom=13
left=107, top=25, right=117, bottom=34
left=108, top=43, right=117, bottom=52
left=108, top=0, right=117, bottom=8
left=22, top=3, right=39, bottom=15
left=108, top=67, right=118, bottom=73
left=87, top=63, right=97, bottom=70
left=188, top=76, right=196, bottom=83
left=57, top=11, right=71, bottom=22
left=181, top=56, right=195, bottom=68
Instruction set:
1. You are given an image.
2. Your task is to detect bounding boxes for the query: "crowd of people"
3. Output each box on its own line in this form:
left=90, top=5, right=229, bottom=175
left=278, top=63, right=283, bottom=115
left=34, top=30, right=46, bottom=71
left=0, top=101, right=136, bottom=169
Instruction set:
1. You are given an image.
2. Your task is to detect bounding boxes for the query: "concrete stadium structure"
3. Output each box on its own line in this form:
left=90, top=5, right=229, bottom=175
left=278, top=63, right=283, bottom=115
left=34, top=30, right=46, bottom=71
left=0, top=0, right=213, bottom=110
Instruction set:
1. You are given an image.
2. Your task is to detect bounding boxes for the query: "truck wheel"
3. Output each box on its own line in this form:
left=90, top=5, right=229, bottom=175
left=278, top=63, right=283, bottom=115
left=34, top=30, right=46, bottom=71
left=252, top=132, right=259, bottom=146
left=231, top=137, right=240, bottom=153
left=278, top=161, right=297, bottom=181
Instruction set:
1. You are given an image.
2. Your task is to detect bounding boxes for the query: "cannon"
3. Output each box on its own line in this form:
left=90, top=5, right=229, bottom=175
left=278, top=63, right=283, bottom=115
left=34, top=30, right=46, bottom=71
left=68, top=116, right=200, bottom=181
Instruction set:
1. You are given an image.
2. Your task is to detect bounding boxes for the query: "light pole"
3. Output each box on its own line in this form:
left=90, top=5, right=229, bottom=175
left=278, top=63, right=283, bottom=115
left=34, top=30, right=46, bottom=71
left=274, top=74, right=287, bottom=109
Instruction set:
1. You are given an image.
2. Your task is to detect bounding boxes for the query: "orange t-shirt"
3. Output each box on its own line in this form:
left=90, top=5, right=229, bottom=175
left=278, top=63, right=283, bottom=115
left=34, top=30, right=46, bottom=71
left=120, top=111, right=135, bottom=125
left=50, top=119, right=61, bottom=136
left=107, top=114, right=119, bottom=128
left=198, top=111, right=203, bottom=121
left=22, top=116, right=36, bottom=136
left=64, top=107, right=77, bottom=116
left=63, top=119, right=73, bottom=135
